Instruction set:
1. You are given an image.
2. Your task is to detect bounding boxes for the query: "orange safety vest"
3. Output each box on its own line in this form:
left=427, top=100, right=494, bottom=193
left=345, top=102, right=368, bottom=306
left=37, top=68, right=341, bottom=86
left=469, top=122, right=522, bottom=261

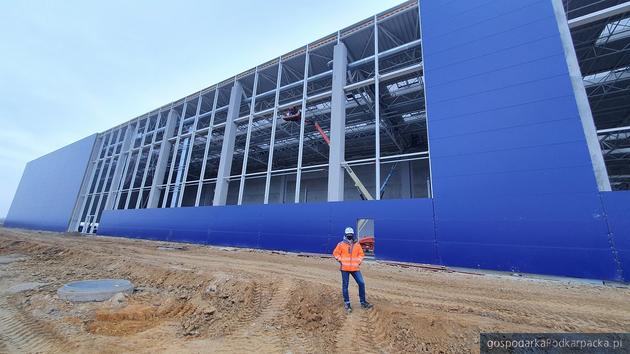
left=332, top=240, right=364, bottom=271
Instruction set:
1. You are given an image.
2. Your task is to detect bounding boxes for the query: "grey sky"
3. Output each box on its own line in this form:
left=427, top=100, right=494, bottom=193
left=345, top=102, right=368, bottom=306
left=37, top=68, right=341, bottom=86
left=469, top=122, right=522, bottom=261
left=0, top=0, right=402, bottom=218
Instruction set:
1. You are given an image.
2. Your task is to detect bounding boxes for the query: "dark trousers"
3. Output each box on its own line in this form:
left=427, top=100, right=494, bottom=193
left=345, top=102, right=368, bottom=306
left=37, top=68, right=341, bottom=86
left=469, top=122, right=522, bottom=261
left=341, top=270, right=366, bottom=304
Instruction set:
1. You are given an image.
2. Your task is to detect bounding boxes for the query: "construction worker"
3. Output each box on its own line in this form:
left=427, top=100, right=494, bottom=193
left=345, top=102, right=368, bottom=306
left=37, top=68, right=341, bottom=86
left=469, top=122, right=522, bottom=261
left=332, top=227, right=373, bottom=313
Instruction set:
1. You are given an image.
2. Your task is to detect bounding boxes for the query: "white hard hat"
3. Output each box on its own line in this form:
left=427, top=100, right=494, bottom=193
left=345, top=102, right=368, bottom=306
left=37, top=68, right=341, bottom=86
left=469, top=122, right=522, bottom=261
left=344, top=227, right=355, bottom=234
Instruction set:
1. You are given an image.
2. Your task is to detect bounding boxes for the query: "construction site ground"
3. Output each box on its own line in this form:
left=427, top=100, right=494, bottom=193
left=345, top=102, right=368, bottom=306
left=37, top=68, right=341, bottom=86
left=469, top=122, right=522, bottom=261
left=0, top=227, right=629, bottom=353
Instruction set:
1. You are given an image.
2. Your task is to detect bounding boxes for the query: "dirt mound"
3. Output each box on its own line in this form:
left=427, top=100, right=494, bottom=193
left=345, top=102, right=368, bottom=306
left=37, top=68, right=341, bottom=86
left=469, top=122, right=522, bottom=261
left=84, top=275, right=277, bottom=338
left=274, top=281, right=342, bottom=352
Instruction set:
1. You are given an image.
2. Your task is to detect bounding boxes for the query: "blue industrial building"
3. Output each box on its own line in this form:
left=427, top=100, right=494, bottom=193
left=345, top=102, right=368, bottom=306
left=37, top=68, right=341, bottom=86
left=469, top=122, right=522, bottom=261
left=6, top=1, right=630, bottom=282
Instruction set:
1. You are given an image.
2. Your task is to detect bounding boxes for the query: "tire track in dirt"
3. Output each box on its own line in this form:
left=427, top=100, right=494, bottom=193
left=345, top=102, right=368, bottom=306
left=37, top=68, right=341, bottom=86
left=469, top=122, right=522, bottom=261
left=0, top=298, right=70, bottom=353
left=211, top=280, right=267, bottom=338
left=335, top=307, right=387, bottom=354
left=211, top=279, right=292, bottom=353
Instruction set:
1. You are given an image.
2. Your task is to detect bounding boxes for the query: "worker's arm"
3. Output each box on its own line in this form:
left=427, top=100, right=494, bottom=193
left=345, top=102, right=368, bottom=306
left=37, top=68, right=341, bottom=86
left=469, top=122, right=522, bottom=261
left=332, top=243, right=342, bottom=263
left=357, top=244, right=365, bottom=265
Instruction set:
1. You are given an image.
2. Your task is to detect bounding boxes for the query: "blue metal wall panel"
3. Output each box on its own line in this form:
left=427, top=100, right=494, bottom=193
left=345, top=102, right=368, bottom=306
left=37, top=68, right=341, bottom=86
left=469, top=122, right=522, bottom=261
left=5, top=135, right=97, bottom=232
left=600, top=191, right=630, bottom=282
left=99, top=199, right=439, bottom=264
left=420, top=0, right=621, bottom=280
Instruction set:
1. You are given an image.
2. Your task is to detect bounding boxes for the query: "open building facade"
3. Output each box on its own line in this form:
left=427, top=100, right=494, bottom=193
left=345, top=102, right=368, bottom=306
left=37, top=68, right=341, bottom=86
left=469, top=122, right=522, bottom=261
left=6, top=0, right=630, bottom=282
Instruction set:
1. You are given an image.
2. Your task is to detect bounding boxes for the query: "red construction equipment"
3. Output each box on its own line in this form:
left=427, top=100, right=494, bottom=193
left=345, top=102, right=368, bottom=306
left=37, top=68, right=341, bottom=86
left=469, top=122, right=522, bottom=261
left=281, top=108, right=330, bottom=144
left=359, top=236, right=375, bottom=255
left=281, top=106, right=374, bottom=203
left=313, top=121, right=330, bottom=145
left=283, top=107, right=301, bottom=122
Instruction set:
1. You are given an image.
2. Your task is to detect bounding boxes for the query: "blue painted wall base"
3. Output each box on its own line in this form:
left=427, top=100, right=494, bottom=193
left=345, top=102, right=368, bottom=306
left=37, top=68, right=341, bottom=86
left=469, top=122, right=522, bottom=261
left=98, top=192, right=629, bottom=282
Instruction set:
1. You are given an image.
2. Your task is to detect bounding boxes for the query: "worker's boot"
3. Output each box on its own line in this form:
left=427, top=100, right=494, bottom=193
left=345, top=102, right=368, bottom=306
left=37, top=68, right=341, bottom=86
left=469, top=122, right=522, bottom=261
left=360, top=302, right=373, bottom=310
left=344, top=302, right=352, bottom=314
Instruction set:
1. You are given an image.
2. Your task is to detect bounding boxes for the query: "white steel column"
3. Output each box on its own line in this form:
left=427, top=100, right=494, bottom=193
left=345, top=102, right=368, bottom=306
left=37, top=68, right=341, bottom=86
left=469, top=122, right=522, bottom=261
left=263, top=60, right=284, bottom=204
left=162, top=101, right=188, bottom=208
left=551, top=0, right=612, bottom=191
left=214, top=81, right=243, bottom=206
left=71, top=135, right=106, bottom=232
left=294, top=46, right=310, bottom=203
left=177, top=95, right=203, bottom=207
left=327, top=42, right=348, bottom=201
left=104, top=125, right=134, bottom=210
left=124, top=119, right=150, bottom=209
left=374, top=16, right=382, bottom=200
left=147, top=107, right=178, bottom=208
left=418, top=5, right=434, bottom=198
left=136, top=117, right=163, bottom=209
left=194, top=87, right=219, bottom=206
left=92, top=153, right=116, bottom=220
left=238, top=69, right=259, bottom=205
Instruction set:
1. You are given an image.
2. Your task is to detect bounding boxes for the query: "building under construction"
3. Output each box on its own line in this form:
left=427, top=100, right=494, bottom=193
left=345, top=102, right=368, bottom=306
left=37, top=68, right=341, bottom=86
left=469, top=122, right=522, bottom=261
left=6, top=0, right=630, bottom=282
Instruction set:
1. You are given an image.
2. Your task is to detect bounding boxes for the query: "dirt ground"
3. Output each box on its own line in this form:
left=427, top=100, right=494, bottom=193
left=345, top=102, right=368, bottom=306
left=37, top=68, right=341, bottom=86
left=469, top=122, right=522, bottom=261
left=0, top=227, right=628, bottom=353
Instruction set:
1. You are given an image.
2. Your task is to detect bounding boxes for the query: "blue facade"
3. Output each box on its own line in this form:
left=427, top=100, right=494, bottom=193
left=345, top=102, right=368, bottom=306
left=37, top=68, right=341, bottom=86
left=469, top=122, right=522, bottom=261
left=5, top=134, right=97, bottom=232
left=420, top=0, right=621, bottom=280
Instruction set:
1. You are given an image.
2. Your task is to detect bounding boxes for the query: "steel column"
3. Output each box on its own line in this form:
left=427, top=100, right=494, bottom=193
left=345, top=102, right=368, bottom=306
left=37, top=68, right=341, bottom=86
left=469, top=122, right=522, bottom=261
left=327, top=42, right=348, bottom=201
left=214, top=81, right=243, bottom=206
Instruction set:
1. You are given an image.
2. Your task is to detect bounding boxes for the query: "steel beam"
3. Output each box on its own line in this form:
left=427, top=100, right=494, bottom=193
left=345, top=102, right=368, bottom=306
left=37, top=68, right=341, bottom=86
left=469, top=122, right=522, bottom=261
left=238, top=68, right=259, bottom=205
left=195, top=88, right=220, bottom=206
left=568, top=1, right=630, bottom=28
left=146, top=107, right=178, bottom=208
left=264, top=61, right=284, bottom=204
left=295, top=45, right=310, bottom=203
left=553, top=0, right=612, bottom=191
left=374, top=15, right=382, bottom=200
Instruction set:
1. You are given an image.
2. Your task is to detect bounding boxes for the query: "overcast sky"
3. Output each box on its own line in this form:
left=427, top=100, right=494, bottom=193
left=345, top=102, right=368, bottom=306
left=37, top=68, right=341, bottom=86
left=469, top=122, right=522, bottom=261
left=0, top=0, right=403, bottom=218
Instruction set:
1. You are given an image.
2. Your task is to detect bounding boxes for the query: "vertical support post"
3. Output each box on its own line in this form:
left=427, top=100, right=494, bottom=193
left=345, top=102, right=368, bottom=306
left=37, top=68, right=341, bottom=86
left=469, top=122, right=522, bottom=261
left=95, top=134, right=117, bottom=210
left=177, top=95, right=203, bottom=207
left=238, top=69, right=259, bottom=205
left=401, top=160, right=412, bottom=198
left=279, top=174, right=287, bottom=203
left=147, top=108, right=178, bottom=208
left=263, top=60, right=284, bottom=204
left=161, top=101, right=188, bottom=208
left=551, top=0, right=611, bottom=191
left=92, top=152, right=116, bottom=219
left=418, top=5, right=434, bottom=198
left=214, top=81, right=243, bottom=206
left=374, top=15, right=381, bottom=200
left=124, top=118, right=150, bottom=209
left=111, top=134, right=134, bottom=209
left=327, top=42, right=348, bottom=202
left=70, top=135, right=105, bottom=232
left=295, top=46, right=310, bottom=203
left=136, top=116, right=162, bottom=209
left=194, top=86, right=219, bottom=206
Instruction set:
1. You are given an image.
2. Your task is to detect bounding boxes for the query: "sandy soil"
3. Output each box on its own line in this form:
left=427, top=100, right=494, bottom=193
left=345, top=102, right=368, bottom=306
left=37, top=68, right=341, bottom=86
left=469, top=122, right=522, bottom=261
left=0, top=227, right=629, bottom=353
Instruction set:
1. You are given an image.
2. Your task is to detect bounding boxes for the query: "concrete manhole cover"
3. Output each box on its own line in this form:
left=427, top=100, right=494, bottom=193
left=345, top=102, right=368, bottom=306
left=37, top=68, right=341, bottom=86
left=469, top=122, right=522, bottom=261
left=57, top=279, right=134, bottom=302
